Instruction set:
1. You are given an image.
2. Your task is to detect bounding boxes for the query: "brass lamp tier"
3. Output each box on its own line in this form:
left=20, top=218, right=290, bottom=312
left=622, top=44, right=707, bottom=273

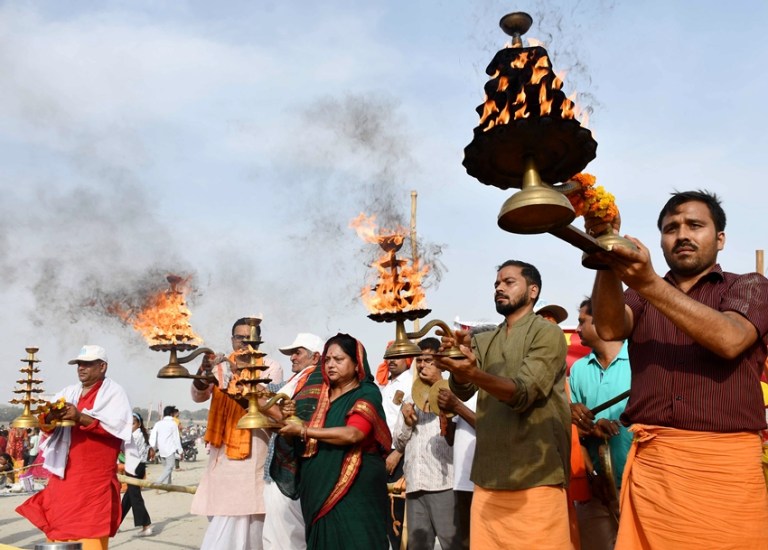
left=368, top=308, right=431, bottom=324
left=463, top=117, right=597, bottom=192
left=231, top=317, right=281, bottom=430
left=10, top=347, right=46, bottom=429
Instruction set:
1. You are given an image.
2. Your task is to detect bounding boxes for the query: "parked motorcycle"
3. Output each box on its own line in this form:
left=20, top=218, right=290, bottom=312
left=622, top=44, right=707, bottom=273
left=181, top=437, right=198, bottom=462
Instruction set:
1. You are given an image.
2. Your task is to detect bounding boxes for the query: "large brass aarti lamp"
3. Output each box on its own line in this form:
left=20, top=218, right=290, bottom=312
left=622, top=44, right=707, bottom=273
left=463, top=11, right=635, bottom=268
left=366, top=238, right=464, bottom=360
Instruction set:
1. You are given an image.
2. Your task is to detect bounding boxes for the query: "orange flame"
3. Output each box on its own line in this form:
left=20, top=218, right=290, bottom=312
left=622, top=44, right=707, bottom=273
left=112, top=276, right=203, bottom=347
left=350, top=213, right=428, bottom=314
left=527, top=37, right=544, bottom=48
left=561, top=92, right=577, bottom=119
left=539, top=84, right=552, bottom=116
left=498, top=102, right=511, bottom=125
left=349, top=213, right=405, bottom=248
left=510, top=51, right=531, bottom=69
left=531, top=56, right=550, bottom=85
left=513, top=88, right=528, bottom=120
left=478, top=96, right=500, bottom=126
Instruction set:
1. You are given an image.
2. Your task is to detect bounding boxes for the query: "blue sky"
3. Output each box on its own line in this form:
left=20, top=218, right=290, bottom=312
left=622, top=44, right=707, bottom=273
left=2, top=0, right=766, bottom=411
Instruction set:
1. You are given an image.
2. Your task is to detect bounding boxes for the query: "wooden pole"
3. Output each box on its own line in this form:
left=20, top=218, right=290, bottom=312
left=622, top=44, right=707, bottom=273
left=756, top=250, right=764, bottom=275
left=410, top=190, right=420, bottom=333
left=117, top=474, right=197, bottom=494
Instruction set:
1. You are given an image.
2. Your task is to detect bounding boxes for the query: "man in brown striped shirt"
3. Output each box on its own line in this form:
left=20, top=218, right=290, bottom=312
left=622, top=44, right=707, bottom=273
left=590, top=190, right=768, bottom=548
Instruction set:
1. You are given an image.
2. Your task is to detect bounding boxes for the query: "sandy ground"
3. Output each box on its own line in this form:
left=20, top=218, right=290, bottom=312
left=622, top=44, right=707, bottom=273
left=0, top=442, right=210, bottom=549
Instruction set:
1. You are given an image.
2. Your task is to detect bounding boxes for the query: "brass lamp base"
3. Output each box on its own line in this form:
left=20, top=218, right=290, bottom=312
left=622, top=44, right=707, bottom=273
left=383, top=317, right=425, bottom=359
left=237, top=409, right=277, bottom=430
left=157, top=364, right=193, bottom=378
left=384, top=339, right=423, bottom=360
left=434, top=347, right=467, bottom=360
left=11, top=414, right=39, bottom=429
left=581, top=233, right=638, bottom=270
left=497, top=156, right=575, bottom=234
left=498, top=186, right=575, bottom=234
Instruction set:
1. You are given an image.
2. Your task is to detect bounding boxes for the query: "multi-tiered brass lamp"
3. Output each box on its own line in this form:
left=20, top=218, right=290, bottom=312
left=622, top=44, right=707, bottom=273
left=463, top=11, right=634, bottom=268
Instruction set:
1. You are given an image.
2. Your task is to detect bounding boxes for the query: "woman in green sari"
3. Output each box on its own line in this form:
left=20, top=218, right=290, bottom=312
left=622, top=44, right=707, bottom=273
left=278, top=333, right=391, bottom=550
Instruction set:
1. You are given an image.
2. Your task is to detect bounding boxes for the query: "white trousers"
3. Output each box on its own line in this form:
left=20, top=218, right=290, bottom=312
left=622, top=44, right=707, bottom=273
left=201, top=514, right=265, bottom=550
left=262, top=480, right=306, bottom=550
left=156, top=454, right=175, bottom=485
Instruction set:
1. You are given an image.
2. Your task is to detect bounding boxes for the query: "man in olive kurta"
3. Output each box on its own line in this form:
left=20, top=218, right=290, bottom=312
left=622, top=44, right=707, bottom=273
left=439, top=260, right=571, bottom=550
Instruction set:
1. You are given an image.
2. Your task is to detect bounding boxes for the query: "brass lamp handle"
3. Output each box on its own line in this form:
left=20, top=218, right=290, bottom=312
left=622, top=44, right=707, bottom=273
left=258, top=392, right=303, bottom=425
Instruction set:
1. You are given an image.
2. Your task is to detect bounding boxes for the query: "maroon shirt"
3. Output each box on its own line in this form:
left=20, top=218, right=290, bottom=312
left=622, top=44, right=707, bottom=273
left=621, top=265, right=768, bottom=432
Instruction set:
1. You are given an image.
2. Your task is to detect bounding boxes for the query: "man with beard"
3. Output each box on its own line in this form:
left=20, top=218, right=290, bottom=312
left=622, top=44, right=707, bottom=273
left=589, top=190, right=768, bottom=548
left=438, top=260, right=571, bottom=549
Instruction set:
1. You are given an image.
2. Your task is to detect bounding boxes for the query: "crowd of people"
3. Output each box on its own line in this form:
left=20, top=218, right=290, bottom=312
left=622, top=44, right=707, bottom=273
left=10, top=190, right=768, bottom=549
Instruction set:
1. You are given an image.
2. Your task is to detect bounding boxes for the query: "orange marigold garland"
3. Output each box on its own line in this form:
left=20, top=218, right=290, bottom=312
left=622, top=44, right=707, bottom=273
left=564, top=173, right=619, bottom=225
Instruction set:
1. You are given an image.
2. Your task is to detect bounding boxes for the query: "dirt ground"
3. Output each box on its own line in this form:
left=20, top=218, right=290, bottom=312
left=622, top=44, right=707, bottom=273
left=0, top=441, right=210, bottom=549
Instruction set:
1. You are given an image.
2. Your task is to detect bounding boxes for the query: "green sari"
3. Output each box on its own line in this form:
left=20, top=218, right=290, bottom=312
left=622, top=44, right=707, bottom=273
left=278, top=334, right=392, bottom=550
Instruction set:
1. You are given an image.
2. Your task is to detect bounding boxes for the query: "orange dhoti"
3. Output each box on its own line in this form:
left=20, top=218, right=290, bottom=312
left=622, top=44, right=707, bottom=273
left=470, top=485, right=570, bottom=549
left=617, top=425, right=768, bottom=550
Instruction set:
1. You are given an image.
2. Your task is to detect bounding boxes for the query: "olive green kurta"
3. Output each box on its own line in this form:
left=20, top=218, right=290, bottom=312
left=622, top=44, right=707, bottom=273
left=449, top=312, right=570, bottom=490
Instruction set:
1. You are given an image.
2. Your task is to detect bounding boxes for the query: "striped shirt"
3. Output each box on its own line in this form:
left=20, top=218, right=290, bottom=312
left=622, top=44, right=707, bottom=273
left=393, top=398, right=454, bottom=493
left=621, top=265, right=768, bottom=432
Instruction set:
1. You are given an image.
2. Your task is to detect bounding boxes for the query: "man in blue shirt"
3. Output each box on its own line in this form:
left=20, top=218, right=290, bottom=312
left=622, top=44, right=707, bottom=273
left=569, top=297, right=632, bottom=550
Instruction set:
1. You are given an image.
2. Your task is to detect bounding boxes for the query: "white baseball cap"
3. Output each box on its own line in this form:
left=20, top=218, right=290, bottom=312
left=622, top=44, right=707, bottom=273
left=279, top=333, right=324, bottom=355
left=68, top=345, right=108, bottom=364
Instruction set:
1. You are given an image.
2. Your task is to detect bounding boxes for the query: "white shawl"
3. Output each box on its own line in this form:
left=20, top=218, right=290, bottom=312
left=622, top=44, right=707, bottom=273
left=40, top=377, right=136, bottom=478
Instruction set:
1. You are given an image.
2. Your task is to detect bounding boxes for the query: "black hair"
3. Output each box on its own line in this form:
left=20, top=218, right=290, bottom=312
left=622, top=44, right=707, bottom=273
left=163, top=405, right=177, bottom=417
left=133, top=411, right=150, bottom=446
left=0, top=453, right=12, bottom=471
left=579, top=296, right=592, bottom=315
left=657, top=190, right=726, bottom=232
left=496, top=260, right=543, bottom=305
left=418, top=337, right=440, bottom=353
left=324, top=333, right=359, bottom=363
left=232, top=318, right=261, bottom=337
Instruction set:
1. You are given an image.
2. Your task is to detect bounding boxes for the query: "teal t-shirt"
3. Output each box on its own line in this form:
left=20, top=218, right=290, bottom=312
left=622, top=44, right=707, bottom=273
left=570, top=341, right=632, bottom=488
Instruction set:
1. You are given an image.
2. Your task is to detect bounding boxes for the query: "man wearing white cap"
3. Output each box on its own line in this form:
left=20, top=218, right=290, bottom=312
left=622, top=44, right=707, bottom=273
left=16, top=345, right=134, bottom=550
left=262, top=332, right=323, bottom=550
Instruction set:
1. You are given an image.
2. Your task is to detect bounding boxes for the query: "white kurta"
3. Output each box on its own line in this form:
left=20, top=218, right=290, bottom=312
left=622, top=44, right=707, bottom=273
left=190, top=358, right=282, bottom=517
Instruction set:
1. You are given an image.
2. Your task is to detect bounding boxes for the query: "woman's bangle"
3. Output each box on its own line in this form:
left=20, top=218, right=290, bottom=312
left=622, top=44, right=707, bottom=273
left=301, top=425, right=308, bottom=442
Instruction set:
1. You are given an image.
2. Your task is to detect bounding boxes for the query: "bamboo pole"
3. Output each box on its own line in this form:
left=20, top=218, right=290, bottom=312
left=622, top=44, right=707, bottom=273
left=756, top=250, right=764, bottom=275
left=117, top=474, right=197, bottom=494
left=410, top=190, right=420, bottom=333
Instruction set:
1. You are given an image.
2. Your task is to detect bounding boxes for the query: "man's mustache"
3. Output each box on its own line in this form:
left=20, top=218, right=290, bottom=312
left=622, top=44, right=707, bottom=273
left=673, top=240, right=697, bottom=253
